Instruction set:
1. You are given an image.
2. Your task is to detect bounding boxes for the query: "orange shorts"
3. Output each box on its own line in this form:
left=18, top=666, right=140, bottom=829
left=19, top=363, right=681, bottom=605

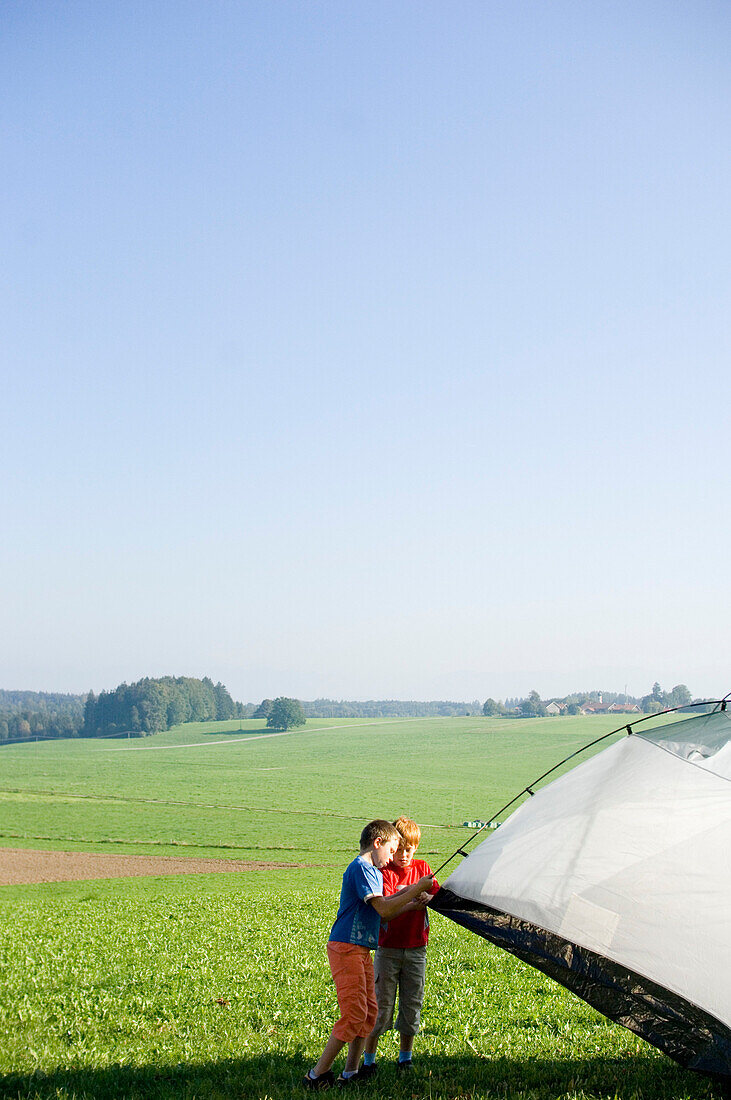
left=326, top=941, right=378, bottom=1042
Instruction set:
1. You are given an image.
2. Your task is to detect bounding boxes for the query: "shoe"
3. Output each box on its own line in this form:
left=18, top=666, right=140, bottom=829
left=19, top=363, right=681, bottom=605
left=397, top=1059, right=413, bottom=1071
left=336, top=1072, right=360, bottom=1087
left=303, top=1069, right=335, bottom=1090
left=357, top=1063, right=378, bottom=1079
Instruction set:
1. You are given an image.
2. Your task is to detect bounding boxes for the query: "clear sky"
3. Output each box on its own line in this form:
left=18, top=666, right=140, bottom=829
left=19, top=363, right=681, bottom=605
left=3, top=1, right=730, bottom=703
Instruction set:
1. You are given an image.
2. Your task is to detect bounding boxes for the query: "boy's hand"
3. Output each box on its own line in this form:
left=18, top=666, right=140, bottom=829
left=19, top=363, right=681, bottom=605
left=416, top=874, right=434, bottom=893
left=403, top=895, right=429, bottom=911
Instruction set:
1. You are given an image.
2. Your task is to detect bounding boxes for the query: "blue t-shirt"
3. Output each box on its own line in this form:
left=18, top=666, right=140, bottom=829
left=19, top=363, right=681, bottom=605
left=329, top=855, right=383, bottom=948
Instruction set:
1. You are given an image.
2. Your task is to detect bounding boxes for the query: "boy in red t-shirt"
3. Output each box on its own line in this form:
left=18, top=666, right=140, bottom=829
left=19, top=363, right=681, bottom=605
left=360, top=817, right=439, bottom=1074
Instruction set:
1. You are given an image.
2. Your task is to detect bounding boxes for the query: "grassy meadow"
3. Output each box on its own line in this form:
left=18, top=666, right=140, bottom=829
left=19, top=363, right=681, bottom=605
left=0, top=715, right=718, bottom=1099
left=0, top=716, right=630, bottom=872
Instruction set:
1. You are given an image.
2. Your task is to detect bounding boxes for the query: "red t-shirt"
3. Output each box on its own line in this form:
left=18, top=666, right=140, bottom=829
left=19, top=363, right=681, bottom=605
left=378, top=858, right=440, bottom=949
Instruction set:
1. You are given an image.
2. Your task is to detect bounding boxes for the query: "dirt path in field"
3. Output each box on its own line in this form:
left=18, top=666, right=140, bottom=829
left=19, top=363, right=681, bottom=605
left=0, top=847, right=308, bottom=885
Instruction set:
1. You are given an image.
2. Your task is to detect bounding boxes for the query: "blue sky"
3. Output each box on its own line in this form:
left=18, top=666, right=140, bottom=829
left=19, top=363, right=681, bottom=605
left=3, top=1, right=730, bottom=702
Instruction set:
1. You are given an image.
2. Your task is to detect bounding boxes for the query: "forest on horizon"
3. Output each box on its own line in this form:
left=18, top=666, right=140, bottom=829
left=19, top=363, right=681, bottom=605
left=0, top=680, right=707, bottom=743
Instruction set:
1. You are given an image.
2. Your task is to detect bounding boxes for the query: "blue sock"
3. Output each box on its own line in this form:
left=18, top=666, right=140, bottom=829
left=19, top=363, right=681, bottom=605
left=363, top=1052, right=376, bottom=1066
left=341, top=1070, right=357, bottom=1079
left=399, top=1052, right=412, bottom=1063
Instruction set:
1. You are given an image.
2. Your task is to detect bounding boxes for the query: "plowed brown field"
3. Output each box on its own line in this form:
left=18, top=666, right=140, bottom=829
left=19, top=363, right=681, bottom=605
left=0, top=847, right=306, bottom=885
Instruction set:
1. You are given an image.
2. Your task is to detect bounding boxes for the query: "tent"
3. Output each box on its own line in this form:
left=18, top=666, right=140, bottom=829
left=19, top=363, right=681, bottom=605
left=430, top=707, right=731, bottom=1080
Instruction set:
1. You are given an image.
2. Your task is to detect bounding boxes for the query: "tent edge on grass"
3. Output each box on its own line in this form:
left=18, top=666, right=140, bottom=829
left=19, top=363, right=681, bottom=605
left=430, top=704, right=731, bottom=1083
left=431, top=889, right=731, bottom=1080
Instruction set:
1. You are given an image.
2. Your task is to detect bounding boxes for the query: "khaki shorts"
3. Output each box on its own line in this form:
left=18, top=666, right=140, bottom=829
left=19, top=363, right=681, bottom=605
left=371, top=946, right=427, bottom=1038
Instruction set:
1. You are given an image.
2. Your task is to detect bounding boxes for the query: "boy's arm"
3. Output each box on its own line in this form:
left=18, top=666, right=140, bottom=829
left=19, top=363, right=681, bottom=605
left=421, top=861, right=440, bottom=904
left=369, top=874, right=433, bottom=921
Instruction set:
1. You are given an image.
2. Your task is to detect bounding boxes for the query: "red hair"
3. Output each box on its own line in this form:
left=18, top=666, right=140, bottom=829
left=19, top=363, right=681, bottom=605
left=393, top=816, right=420, bottom=847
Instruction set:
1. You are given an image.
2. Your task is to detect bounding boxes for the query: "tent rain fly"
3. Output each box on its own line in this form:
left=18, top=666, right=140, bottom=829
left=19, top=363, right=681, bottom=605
left=430, top=707, right=731, bottom=1081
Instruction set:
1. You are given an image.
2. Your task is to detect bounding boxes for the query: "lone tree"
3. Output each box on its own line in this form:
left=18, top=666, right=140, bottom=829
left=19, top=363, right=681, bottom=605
left=266, top=697, right=306, bottom=731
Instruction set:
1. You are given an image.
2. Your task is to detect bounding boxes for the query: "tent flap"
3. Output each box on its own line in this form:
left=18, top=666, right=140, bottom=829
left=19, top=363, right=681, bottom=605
left=430, top=887, right=731, bottom=1080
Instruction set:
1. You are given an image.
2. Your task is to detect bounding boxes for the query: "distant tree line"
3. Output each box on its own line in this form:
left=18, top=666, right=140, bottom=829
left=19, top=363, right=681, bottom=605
left=84, top=676, right=244, bottom=736
left=297, top=699, right=479, bottom=719
left=483, top=682, right=699, bottom=719
left=0, top=689, right=85, bottom=741
left=1, top=679, right=715, bottom=743
left=0, top=678, right=247, bottom=742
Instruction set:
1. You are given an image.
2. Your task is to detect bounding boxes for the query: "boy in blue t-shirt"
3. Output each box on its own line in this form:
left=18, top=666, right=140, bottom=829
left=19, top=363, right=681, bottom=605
left=304, top=819, right=433, bottom=1089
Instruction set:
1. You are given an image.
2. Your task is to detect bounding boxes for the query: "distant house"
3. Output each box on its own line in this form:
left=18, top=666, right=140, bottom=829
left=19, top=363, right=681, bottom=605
left=581, top=699, right=641, bottom=715
left=579, top=694, right=608, bottom=714
left=545, top=701, right=567, bottom=716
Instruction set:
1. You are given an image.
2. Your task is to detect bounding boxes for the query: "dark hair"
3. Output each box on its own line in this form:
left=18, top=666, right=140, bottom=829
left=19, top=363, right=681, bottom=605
left=360, top=819, right=400, bottom=851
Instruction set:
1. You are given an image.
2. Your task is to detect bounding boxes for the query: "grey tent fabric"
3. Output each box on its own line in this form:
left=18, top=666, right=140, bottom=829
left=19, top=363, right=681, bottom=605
left=431, top=709, right=731, bottom=1079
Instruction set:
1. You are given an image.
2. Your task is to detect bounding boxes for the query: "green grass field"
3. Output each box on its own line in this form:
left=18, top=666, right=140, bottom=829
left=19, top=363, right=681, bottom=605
left=0, top=716, right=630, bottom=874
left=0, top=715, right=718, bottom=1099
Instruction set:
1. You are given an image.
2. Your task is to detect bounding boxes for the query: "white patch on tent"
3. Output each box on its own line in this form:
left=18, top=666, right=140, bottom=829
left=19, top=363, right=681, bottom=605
left=559, top=894, right=619, bottom=952
left=696, top=739, right=731, bottom=777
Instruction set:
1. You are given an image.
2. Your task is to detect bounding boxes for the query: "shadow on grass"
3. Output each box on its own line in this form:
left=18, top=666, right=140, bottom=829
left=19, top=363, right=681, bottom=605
left=200, top=721, right=277, bottom=736
left=0, top=1052, right=724, bottom=1100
